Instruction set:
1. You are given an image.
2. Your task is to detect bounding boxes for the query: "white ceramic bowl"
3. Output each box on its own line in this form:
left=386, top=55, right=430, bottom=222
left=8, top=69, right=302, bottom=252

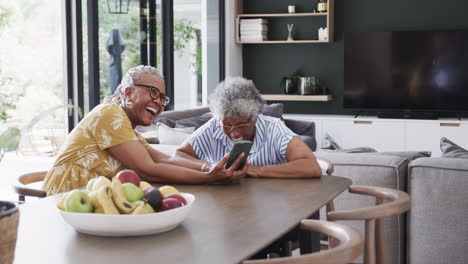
left=58, top=193, right=195, bottom=237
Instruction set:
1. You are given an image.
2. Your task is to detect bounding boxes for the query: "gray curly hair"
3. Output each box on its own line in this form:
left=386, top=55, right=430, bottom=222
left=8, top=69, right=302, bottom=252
left=209, top=77, right=264, bottom=121
left=105, top=65, right=163, bottom=106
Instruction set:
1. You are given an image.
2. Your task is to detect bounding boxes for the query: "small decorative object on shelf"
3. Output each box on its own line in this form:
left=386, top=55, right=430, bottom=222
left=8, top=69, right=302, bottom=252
left=287, top=24, right=294, bottom=41
left=317, top=0, right=327, bottom=12
left=318, top=27, right=328, bottom=41
left=288, top=5, right=296, bottom=14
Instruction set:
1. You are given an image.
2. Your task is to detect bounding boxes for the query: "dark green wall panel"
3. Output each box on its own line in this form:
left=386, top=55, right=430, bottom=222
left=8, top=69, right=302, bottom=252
left=242, top=0, right=468, bottom=115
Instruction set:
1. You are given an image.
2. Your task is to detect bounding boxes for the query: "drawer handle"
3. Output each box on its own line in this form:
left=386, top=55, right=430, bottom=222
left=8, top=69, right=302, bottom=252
left=440, top=123, right=460, bottom=127
left=354, top=120, right=373, bottom=125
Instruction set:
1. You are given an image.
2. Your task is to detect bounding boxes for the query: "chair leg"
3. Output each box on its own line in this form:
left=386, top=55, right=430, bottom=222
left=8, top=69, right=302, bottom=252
left=19, top=195, right=25, bottom=203
left=364, top=219, right=376, bottom=264
left=375, top=218, right=387, bottom=264
left=326, top=200, right=339, bottom=249
left=281, top=240, right=293, bottom=257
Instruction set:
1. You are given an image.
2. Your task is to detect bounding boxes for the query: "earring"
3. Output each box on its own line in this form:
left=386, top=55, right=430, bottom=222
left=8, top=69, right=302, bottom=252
left=125, top=97, right=132, bottom=107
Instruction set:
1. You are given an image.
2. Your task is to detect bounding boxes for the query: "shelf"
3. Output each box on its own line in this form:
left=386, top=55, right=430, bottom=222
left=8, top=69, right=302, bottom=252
left=235, top=0, right=334, bottom=44
left=238, top=40, right=330, bottom=44
left=262, top=94, right=333, bottom=101
left=238, top=12, right=328, bottom=18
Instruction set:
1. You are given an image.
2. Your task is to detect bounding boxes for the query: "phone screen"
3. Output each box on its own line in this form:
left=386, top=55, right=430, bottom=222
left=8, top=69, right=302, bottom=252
left=225, top=140, right=253, bottom=170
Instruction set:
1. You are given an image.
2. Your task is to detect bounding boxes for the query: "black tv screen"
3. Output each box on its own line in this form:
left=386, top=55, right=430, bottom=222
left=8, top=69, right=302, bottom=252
left=344, top=30, right=468, bottom=112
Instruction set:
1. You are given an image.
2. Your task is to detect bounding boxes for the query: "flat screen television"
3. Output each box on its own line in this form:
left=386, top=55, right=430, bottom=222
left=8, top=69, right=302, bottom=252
left=344, top=30, right=468, bottom=115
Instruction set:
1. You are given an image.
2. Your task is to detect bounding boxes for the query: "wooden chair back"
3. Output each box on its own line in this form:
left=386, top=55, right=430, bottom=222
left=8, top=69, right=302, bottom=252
left=14, top=171, right=48, bottom=202
left=242, top=219, right=363, bottom=264
left=327, top=185, right=411, bottom=264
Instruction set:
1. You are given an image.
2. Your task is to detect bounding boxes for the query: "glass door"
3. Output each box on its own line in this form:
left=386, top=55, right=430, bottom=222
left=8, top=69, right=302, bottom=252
left=0, top=0, right=66, bottom=157
left=82, top=0, right=222, bottom=112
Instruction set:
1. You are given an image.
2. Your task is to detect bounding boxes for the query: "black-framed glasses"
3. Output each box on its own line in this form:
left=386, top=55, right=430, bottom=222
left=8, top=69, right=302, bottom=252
left=133, top=83, right=171, bottom=106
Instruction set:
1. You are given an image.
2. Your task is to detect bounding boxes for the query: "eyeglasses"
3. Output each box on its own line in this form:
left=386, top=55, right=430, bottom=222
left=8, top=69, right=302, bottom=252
left=219, top=122, right=252, bottom=133
left=133, top=83, right=170, bottom=106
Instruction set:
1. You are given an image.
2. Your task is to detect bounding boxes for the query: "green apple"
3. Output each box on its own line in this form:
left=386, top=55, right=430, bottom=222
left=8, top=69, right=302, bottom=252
left=92, top=176, right=111, bottom=192
left=122, top=182, right=144, bottom=202
left=64, top=190, right=93, bottom=213
left=86, top=178, right=97, bottom=192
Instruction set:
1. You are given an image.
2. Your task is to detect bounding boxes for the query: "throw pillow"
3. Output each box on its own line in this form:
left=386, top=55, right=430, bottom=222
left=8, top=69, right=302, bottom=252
left=440, top=137, right=468, bottom=159
left=140, top=130, right=159, bottom=144
left=157, top=123, right=195, bottom=145
left=155, top=113, right=213, bottom=130
left=262, top=103, right=284, bottom=119
left=174, top=112, right=213, bottom=129
left=320, top=133, right=377, bottom=153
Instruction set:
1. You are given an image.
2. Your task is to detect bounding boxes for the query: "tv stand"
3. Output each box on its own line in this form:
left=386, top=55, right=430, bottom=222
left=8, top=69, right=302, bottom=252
left=377, top=111, right=438, bottom=120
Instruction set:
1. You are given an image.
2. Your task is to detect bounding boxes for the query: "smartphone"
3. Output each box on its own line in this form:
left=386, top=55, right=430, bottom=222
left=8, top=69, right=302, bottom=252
left=225, top=140, right=253, bottom=170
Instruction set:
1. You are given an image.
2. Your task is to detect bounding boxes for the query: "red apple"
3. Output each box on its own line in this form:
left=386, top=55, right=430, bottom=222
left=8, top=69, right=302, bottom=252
left=116, top=169, right=140, bottom=187
left=159, top=197, right=183, bottom=211
left=165, top=193, right=187, bottom=205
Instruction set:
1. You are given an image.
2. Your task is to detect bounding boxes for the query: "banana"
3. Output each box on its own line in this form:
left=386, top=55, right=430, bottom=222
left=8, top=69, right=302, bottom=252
left=111, top=178, right=136, bottom=214
left=131, top=201, right=155, bottom=215
left=88, top=190, right=103, bottom=213
left=92, top=176, right=112, bottom=192
left=97, top=186, right=120, bottom=214
left=94, top=206, right=104, bottom=214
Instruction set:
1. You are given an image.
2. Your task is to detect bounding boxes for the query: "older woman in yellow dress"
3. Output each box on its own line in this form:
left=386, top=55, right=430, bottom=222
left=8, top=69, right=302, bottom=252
left=42, top=65, right=246, bottom=195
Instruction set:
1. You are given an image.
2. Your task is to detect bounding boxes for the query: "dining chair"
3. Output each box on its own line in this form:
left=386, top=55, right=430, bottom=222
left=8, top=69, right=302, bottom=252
left=14, top=171, right=48, bottom=202
left=326, top=185, right=410, bottom=264
left=280, top=158, right=335, bottom=256
left=243, top=219, right=363, bottom=264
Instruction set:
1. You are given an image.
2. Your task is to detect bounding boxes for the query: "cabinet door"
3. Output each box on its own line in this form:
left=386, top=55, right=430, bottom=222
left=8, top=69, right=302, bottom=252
left=406, top=121, right=468, bottom=157
left=322, top=119, right=405, bottom=151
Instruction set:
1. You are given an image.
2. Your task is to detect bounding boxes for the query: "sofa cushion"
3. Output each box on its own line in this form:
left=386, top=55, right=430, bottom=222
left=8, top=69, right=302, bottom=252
left=440, top=137, right=468, bottom=159
left=408, top=157, right=468, bottom=264
left=156, top=112, right=213, bottom=130
left=261, top=103, right=284, bottom=119
left=157, top=123, right=195, bottom=145
left=317, top=152, right=408, bottom=264
left=373, top=151, right=431, bottom=160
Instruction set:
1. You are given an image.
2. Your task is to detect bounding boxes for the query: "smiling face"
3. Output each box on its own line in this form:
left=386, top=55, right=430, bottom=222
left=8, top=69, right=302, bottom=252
left=123, top=73, right=166, bottom=128
left=220, top=117, right=256, bottom=141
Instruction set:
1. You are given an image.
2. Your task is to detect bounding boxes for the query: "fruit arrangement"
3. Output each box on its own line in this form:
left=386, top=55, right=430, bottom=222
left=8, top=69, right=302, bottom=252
left=57, top=169, right=187, bottom=215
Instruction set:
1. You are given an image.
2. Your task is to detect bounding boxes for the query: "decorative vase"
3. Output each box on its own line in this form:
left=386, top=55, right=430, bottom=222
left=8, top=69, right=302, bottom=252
left=281, top=77, right=298, bottom=94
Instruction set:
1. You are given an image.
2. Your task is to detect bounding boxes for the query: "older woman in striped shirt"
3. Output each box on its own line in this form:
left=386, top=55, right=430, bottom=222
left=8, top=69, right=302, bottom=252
left=176, top=77, right=321, bottom=179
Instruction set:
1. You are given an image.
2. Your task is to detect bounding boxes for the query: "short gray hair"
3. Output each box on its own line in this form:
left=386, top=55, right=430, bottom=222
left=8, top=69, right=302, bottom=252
left=105, top=65, right=163, bottom=106
left=209, top=77, right=264, bottom=121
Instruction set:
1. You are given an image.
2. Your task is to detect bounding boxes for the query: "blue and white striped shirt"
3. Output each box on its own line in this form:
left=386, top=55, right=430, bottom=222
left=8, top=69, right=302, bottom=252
left=186, top=114, right=297, bottom=166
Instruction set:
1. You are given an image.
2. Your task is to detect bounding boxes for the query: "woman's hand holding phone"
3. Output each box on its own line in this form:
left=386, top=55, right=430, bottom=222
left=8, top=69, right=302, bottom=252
left=204, top=152, right=247, bottom=184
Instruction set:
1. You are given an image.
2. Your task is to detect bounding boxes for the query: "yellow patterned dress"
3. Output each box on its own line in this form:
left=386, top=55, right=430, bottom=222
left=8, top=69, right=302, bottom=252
left=42, top=103, right=151, bottom=195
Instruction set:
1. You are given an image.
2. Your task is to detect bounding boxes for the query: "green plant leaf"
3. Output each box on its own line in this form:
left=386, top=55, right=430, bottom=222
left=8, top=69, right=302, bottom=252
left=0, top=127, right=20, bottom=152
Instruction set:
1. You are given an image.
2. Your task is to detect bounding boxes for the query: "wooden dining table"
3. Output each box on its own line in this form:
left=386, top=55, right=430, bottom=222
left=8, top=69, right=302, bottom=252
left=13, top=176, right=351, bottom=264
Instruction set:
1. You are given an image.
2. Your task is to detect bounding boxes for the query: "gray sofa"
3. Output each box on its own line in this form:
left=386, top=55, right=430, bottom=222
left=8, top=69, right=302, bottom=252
left=407, top=157, right=468, bottom=264
left=317, top=152, right=409, bottom=264
left=317, top=151, right=468, bottom=264
left=154, top=106, right=317, bottom=151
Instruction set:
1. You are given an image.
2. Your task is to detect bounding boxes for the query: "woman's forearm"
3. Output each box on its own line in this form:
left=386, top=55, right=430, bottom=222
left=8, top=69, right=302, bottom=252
left=248, top=158, right=321, bottom=178
left=138, top=162, right=210, bottom=184
left=159, top=156, right=211, bottom=172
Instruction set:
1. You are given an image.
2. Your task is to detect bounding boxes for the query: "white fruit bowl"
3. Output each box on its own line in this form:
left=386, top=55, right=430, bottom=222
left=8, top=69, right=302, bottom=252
left=57, top=193, right=195, bottom=237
